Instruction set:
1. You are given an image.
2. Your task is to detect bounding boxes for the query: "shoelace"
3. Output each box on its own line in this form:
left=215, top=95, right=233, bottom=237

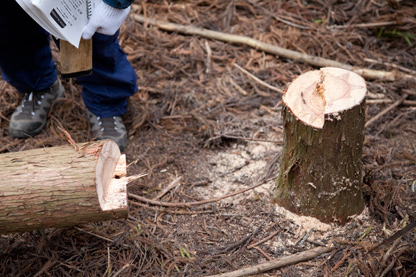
left=21, top=91, right=45, bottom=116
left=97, top=116, right=119, bottom=132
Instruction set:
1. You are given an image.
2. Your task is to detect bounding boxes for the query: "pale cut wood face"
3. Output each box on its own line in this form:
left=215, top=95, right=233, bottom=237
left=95, top=140, right=128, bottom=211
left=283, top=67, right=366, bottom=129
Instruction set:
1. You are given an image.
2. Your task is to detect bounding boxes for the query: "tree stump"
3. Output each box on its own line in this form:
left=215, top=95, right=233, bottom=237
left=274, top=67, right=366, bottom=224
left=0, top=140, right=128, bottom=234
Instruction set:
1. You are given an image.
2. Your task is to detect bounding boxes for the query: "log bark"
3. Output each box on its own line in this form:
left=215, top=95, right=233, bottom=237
left=274, top=67, right=366, bottom=224
left=0, top=140, right=128, bottom=234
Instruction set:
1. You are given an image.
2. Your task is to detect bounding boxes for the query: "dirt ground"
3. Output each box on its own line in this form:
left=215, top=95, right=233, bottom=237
left=1, top=0, right=416, bottom=276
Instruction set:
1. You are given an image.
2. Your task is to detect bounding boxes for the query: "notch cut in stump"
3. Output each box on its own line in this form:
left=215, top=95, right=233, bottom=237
left=0, top=140, right=128, bottom=234
left=275, top=67, right=366, bottom=224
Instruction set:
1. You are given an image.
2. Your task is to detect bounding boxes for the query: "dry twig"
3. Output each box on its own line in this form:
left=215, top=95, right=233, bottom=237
left=57, top=126, right=79, bottom=151
left=367, top=99, right=416, bottom=105
left=234, top=63, right=284, bottom=94
left=153, top=176, right=182, bottom=200
left=247, top=230, right=279, bottom=249
left=129, top=176, right=273, bottom=208
left=365, top=94, right=408, bottom=128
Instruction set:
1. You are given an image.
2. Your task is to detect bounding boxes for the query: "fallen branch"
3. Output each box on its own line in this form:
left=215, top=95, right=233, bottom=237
left=131, top=13, right=416, bottom=83
left=208, top=246, right=334, bottom=277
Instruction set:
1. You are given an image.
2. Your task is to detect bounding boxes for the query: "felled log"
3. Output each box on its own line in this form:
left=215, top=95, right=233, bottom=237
left=274, top=67, right=366, bottom=224
left=0, top=140, right=128, bottom=234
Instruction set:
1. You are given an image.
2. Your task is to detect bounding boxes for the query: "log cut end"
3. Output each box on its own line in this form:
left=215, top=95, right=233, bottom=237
left=95, top=140, right=128, bottom=212
left=283, top=67, right=366, bottom=129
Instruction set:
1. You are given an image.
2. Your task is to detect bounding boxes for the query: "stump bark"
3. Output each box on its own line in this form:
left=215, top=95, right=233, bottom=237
left=274, top=67, right=366, bottom=224
left=0, top=140, right=128, bottom=234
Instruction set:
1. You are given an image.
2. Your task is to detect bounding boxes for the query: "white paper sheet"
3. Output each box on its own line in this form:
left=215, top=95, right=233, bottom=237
left=15, top=0, right=98, bottom=48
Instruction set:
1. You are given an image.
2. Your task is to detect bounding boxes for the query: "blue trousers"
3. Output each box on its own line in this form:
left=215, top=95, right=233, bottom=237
left=0, top=1, right=137, bottom=117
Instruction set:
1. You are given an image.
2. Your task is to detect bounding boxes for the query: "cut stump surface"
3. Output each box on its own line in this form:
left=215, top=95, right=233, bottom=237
left=283, top=67, right=366, bottom=129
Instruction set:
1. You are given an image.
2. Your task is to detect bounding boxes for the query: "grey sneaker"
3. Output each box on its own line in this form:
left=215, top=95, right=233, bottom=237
left=9, top=79, right=65, bottom=138
left=87, top=110, right=127, bottom=152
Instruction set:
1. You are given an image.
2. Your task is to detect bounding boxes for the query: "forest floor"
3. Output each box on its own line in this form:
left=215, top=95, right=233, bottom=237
left=1, top=0, right=416, bottom=276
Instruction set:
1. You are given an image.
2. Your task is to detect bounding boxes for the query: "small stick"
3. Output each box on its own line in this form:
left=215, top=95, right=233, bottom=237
left=365, top=94, right=408, bottom=128
left=33, top=261, right=58, bottom=277
left=74, top=227, right=114, bottom=243
left=380, top=258, right=397, bottom=277
left=208, top=246, right=334, bottom=277
left=57, top=126, right=79, bottom=151
left=207, top=134, right=282, bottom=143
left=364, top=58, right=416, bottom=75
left=105, top=247, right=111, bottom=277
left=112, top=264, right=131, bottom=277
left=205, top=40, right=212, bottom=74
left=153, top=176, right=182, bottom=200
left=130, top=201, right=215, bottom=214
left=367, top=99, right=416, bottom=106
left=298, top=229, right=312, bottom=246
left=229, top=77, right=249, bottom=96
left=380, top=239, right=400, bottom=269
left=330, top=247, right=351, bottom=273
left=126, top=173, right=148, bottom=184
left=247, top=230, right=279, bottom=249
left=253, top=246, right=273, bottom=261
left=74, top=228, right=129, bottom=248
left=331, top=21, right=396, bottom=29
left=234, top=63, right=284, bottom=94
